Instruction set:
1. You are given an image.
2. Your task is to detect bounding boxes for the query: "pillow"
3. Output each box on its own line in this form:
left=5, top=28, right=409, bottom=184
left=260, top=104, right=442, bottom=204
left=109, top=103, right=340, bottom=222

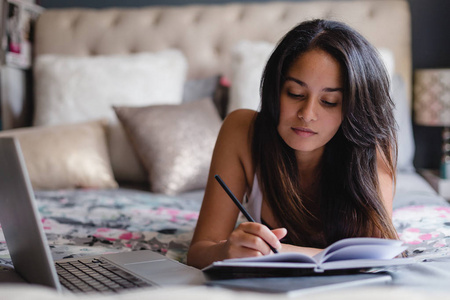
left=182, top=76, right=220, bottom=103
left=228, top=40, right=274, bottom=114
left=183, top=76, right=230, bottom=120
left=33, top=50, right=187, bottom=183
left=228, top=40, right=415, bottom=171
left=379, top=48, right=415, bottom=171
left=0, top=120, right=118, bottom=190
left=378, top=48, right=395, bottom=82
left=392, top=74, right=415, bottom=172
left=114, top=98, right=222, bottom=195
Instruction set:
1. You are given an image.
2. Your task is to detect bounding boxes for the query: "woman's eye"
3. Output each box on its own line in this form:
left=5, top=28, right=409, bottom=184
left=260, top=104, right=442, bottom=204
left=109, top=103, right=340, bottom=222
left=322, top=100, right=338, bottom=107
left=287, top=91, right=304, bottom=98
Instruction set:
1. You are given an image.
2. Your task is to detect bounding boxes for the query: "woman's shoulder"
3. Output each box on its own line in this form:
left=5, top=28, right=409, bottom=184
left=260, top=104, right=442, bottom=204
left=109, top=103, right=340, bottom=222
left=224, top=109, right=257, bottom=125
left=220, top=109, right=257, bottom=137
left=216, top=109, right=256, bottom=179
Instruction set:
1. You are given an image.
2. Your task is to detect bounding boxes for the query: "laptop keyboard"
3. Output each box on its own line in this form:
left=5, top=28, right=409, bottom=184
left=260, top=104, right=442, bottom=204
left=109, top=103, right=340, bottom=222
left=55, top=257, right=154, bottom=293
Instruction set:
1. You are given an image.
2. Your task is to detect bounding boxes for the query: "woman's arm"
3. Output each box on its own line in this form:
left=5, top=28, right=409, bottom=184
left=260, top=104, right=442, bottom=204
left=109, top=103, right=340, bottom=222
left=187, top=110, right=284, bottom=269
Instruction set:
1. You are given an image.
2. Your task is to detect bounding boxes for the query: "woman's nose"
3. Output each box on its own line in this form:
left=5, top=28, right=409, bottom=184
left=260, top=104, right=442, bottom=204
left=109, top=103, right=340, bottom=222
left=297, top=99, right=318, bottom=122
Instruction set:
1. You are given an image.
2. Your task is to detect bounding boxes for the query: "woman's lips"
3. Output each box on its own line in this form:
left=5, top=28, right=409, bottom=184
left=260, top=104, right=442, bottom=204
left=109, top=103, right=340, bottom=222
left=292, top=127, right=317, bottom=137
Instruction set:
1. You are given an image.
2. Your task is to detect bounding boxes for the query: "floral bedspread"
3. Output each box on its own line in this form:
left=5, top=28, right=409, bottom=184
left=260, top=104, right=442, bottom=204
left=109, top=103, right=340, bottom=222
left=1, top=188, right=450, bottom=271
left=0, top=188, right=203, bottom=269
left=394, top=205, right=450, bottom=258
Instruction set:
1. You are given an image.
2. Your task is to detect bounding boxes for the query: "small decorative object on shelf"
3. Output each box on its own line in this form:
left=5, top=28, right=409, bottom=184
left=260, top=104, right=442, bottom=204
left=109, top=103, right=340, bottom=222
left=414, top=68, right=450, bottom=179
left=2, top=0, right=44, bottom=69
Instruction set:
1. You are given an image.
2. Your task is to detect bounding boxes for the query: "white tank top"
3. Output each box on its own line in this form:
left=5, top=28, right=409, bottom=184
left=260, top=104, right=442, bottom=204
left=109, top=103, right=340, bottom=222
left=243, top=175, right=263, bottom=223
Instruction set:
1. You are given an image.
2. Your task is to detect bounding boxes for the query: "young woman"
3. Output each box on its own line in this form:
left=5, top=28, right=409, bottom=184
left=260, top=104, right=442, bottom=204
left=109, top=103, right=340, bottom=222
left=187, top=19, right=398, bottom=269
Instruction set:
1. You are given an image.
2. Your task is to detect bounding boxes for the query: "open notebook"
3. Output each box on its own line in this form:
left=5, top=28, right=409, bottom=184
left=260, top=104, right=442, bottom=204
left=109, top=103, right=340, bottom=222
left=203, top=236, right=412, bottom=277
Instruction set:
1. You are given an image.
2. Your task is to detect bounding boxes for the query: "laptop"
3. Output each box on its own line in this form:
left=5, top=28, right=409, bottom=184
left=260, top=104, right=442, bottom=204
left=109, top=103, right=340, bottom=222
left=0, top=137, right=206, bottom=293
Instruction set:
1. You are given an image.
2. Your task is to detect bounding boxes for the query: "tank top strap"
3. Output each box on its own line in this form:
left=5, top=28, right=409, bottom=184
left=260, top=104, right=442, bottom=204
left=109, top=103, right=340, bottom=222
left=244, top=175, right=294, bottom=245
left=243, top=174, right=262, bottom=223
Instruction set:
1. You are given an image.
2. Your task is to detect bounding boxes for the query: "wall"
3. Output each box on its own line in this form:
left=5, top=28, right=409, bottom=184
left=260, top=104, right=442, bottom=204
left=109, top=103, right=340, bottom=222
left=408, top=0, right=450, bottom=170
left=35, top=0, right=450, bottom=169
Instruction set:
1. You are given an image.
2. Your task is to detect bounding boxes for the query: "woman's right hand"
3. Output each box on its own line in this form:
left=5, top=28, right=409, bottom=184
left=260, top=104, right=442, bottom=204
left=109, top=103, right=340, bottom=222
left=219, top=222, right=287, bottom=259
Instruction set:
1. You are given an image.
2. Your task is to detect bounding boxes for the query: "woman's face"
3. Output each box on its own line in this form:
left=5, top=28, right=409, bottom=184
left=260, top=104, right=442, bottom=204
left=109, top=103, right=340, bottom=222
left=277, top=49, right=343, bottom=157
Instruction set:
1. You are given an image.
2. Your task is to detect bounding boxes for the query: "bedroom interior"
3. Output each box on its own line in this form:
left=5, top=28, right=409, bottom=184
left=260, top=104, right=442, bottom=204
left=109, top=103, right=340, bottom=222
left=0, top=0, right=450, bottom=299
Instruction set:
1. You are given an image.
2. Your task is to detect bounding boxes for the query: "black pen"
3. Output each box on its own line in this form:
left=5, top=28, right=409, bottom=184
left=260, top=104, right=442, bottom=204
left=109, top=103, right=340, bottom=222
left=214, top=174, right=278, bottom=254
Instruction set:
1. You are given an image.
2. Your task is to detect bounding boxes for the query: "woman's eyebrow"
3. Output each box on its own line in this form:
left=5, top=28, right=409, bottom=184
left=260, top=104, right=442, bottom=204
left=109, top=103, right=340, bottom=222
left=285, top=76, right=307, bottom=87
left=285, top=76, right=343, bottom=93
left=323, top=87, right=343, bottom=93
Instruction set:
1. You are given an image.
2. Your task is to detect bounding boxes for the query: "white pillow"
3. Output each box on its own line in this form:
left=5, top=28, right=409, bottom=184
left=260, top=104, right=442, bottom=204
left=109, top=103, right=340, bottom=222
left=228, top=40, right=274, bottom=114
left=392, top=74, right=415, bottom=172
left=228, top=41, right=414, bottom=171
left=33, top=50, right=187, bottom=182
left=378, top=48, right=395, bottom=83
left=378, top=48, right=415, bottom=171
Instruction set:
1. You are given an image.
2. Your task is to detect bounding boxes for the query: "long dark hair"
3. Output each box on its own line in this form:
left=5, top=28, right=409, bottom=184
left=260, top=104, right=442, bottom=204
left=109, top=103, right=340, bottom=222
left=252, top=19, right=398, bottom=247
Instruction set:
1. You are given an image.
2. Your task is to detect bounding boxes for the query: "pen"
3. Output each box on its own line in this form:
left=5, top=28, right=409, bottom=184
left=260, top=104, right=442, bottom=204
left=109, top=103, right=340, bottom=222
left=214, top=174, right=278, bottom=254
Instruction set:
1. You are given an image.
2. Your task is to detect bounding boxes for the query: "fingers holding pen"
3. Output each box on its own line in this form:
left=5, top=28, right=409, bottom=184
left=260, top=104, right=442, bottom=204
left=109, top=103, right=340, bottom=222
left=224, top=222, right=286, bottom=258
left=212, top=176, right=287, bottom=258
left=272, top=227, right=288, bottom=241
left=241, top=223, right=285, bottom=252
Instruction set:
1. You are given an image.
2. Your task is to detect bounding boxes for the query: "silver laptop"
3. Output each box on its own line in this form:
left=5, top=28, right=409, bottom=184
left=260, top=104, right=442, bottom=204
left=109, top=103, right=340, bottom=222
left=0, top=137, right=206, bottom=293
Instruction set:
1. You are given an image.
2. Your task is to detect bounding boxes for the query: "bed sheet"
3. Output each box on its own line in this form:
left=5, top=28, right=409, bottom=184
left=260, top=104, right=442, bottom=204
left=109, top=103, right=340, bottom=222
left=0, top=188, right=204, bottom=269
left=1, top=172, right=449, bottom=272
left=393, top=171, right=450, bottom=258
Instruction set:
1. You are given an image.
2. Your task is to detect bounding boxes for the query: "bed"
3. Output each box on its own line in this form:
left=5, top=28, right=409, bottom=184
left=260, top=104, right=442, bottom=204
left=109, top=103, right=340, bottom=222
left=1, top=0, right=450, bottom=299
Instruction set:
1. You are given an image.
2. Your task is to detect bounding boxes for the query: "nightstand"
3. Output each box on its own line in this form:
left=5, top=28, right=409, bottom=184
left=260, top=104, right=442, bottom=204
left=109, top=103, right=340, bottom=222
left=419, top=169, right=450, bottom=201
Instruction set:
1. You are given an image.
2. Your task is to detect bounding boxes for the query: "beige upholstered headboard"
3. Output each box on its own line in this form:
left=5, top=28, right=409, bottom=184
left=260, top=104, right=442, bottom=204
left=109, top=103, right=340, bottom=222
left=35, top=0, right=411, bottom=99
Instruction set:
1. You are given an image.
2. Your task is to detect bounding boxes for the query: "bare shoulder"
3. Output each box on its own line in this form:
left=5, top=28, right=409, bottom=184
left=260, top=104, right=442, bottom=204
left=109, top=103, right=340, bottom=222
left=212, top=109, right=257, bottom=185
left=218, top=109, right=257, bottom=149
left=221, top=109, right=257, bottom=132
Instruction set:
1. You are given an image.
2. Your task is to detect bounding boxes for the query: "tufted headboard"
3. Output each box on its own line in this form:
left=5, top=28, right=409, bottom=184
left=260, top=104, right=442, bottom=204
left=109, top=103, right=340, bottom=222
left=34, top=0, right=412, bottom=100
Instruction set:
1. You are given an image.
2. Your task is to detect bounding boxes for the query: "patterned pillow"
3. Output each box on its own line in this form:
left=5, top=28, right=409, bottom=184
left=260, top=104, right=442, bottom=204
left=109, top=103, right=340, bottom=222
left=114, top=98, right=222, bottom=195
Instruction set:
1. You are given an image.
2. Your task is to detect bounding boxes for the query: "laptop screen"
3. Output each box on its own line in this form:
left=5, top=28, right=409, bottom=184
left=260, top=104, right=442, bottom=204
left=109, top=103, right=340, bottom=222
left=0, top=137, right=61, bottom=290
